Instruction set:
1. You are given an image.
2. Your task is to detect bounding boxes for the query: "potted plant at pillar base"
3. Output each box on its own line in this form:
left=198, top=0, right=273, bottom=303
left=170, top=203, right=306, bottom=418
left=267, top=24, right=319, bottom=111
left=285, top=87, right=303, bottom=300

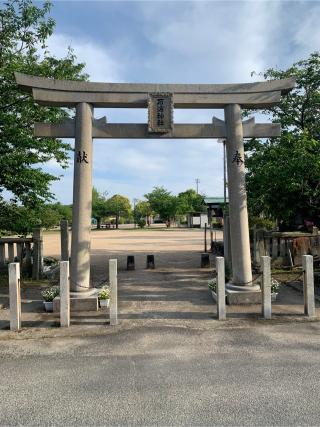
left=208, top=278, right=217, bottom=302
left=98, top=286, right=110, bottom=308
left=41, top=286, right=60, bottom=312
left=271, top=278, right=280, bottom=301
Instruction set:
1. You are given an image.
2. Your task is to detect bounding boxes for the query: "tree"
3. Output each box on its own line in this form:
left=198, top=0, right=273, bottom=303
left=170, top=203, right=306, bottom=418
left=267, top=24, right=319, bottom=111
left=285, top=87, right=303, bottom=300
left=177, top=189, right=205, bottom=215
left=92, top=187, right=109, bottom=229
left=0, top=202, right=40, bottom=235
left=106, top=194, right=132, bottom=229
left=144, top=186, right=179, bottom=227
left=0, top=0, right=87, bottom=211
left=0, top=201, right=72, bottom=235
left=51, top=202, right=72, bottom=223
left=245, top=52, right=320, bottom=229
left=133, top=201, right=153, bottom=226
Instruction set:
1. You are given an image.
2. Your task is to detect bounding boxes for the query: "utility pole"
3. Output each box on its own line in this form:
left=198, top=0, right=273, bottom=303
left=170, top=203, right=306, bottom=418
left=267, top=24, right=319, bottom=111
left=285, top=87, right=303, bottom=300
left=195, top=178, right=200, bottom=194
left=223, top=139, right=227, bottom=205
left=218, top=139, right=227, bottom=204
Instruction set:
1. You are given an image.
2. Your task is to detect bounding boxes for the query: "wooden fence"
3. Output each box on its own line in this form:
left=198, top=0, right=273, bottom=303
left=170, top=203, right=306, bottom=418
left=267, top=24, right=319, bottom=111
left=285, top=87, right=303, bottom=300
left=252, top=229, right=320, bottom=267
left=0, top=227, right=43, bottom=279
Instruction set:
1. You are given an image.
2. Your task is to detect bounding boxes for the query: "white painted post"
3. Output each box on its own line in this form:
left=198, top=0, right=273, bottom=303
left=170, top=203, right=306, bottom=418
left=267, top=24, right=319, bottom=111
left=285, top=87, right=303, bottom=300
left=261, top=256, right=271, bottom=319
left=9, top=263, right=21, bottom=331
left=302, top=255, right=315, bottom=318
left=60, top=261, right=70, bottom=327
left=216, top=257, right=226, bottom=320
left=109, top=259, right=118, bottom=325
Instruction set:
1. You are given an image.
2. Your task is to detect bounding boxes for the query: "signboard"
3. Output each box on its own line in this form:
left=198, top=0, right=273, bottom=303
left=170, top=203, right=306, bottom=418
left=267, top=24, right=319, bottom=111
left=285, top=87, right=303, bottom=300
left=148, top=93, right=173, bottom=133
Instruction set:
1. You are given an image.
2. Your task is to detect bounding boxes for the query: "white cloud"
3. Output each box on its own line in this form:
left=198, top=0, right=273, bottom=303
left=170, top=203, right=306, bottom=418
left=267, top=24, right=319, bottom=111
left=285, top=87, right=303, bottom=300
left=138, top=1, right=282, bottom=83
left=44, top=1, right=319, bottom=204
left=292, top=6, right=320, bottom=57
left=46, top=33, right=123, bottom=82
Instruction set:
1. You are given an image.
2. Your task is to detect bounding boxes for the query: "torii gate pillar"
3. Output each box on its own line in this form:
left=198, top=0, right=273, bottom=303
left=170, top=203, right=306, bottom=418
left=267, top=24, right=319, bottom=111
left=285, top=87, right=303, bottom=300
left=70, top=102, right=94, bottom=295
left=224, top=104, right=260, bottom=303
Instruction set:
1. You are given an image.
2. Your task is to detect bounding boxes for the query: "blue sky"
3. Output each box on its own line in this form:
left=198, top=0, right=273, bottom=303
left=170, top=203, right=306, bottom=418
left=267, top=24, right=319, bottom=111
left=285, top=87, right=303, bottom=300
left=41, top=0, right=319, bottom=204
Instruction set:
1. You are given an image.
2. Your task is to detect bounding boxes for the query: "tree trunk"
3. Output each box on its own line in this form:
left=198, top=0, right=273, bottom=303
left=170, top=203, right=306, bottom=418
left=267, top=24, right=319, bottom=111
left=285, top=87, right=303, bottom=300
left=97, top=218, right=101, bottom=229
left=116, top=214, right=119, bottom=229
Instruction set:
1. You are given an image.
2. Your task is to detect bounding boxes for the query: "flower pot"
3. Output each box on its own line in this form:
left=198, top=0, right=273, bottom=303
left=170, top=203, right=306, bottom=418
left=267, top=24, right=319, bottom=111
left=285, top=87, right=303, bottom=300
left=271, top=292, right=278, bottom=302
left=43, top=301, right=53, bottom=312
left=99, top=299, right=110, bottom=308
left=211, top=290, right=217, bottom=303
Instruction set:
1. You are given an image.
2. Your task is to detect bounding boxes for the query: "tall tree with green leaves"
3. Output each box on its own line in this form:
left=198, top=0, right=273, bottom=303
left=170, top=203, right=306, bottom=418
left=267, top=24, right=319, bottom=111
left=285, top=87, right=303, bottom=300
left=92, top=187, right=109, bottom=229
left=0, top=0, right=87, bottom=214
left=106, top=194, right=132, bottom=229
left=145, top=186, right=179, bottom=227
left=245, top=52, right=320, bottom=228
left=133, top=200, right=153, bottom=226
left=177, top=189, right=205, bottom=215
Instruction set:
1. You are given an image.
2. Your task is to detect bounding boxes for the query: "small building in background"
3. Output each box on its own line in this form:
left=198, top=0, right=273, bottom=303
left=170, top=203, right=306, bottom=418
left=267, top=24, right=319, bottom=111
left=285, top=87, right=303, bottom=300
left=204, top=197, right=228, bottom=225
left=187, top=197, right=228, bottom=228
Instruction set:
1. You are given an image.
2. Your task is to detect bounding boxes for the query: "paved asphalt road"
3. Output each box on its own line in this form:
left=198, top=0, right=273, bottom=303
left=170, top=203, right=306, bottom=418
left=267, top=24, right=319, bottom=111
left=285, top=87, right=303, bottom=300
left=1, top=321, right=320, bottom=426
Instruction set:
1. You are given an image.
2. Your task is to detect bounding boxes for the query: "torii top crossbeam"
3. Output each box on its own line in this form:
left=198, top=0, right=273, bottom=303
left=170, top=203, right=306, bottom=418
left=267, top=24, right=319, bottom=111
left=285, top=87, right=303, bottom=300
left=15, top=72, right=295, bottom=108
left=15, top=72, right=295, bottom=139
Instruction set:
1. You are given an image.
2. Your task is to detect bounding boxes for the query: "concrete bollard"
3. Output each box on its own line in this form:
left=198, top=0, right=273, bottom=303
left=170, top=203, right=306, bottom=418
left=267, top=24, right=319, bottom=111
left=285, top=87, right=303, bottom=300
left=216, top=257, right=226, bottom=320
left=109, top=259, right=118, bottom=325
left=261, top=256, right=271, bottom=319
left=201, top=253, right=210, bottom=268
left=60, top=220, right=69, bottom=261
left=9, top=262, right=21, bottom=331
left=60, top=261, right=70, bottom=327
left=302, top=255, right=316, bottom=317
left=146, top=254, right=155, bottom=269
left=127, top=255, right=135, bottom=271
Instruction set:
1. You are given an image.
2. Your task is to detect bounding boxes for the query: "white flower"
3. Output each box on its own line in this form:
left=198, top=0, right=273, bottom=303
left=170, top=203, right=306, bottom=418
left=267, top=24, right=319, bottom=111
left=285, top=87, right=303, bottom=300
left=98, top=286, right=110, bottom=300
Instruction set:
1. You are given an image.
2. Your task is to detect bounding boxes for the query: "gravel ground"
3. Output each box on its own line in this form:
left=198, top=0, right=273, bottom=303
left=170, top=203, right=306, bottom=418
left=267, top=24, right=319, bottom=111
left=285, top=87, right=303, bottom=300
left=0, top=321, right=320, bottom=426
left=0, top=228, right=320, bottom=426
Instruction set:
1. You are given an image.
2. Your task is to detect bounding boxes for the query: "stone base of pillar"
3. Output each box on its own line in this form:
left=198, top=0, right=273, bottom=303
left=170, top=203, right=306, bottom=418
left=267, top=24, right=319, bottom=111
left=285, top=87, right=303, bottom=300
left=226, top=283, right=261, bottom=305
left=53, top=290, right=99, bottom=312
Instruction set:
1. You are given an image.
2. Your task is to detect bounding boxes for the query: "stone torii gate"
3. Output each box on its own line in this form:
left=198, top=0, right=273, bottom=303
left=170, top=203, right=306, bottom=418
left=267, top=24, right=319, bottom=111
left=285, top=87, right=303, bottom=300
left=15, top=72, right=295, bottom=306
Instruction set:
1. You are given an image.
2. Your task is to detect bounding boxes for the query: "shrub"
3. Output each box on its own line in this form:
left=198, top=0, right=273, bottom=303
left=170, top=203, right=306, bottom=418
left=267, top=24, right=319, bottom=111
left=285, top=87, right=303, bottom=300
left=250, top=216, right=275, bottom=230
left=138, top=219, right=146, bottom=228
